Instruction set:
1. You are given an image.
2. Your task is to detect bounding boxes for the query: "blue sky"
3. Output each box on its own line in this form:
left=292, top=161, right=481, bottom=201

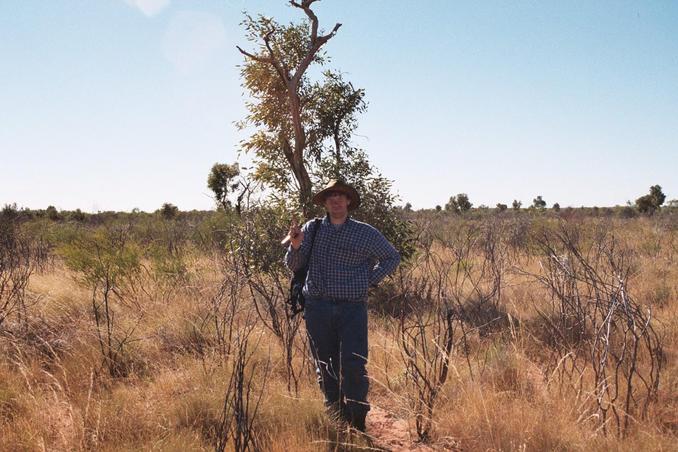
left=1, top=0, right=676, bottom=211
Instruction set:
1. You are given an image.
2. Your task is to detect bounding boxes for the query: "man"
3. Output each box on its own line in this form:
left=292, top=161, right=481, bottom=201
left=284, top=179, right=400, bottom=431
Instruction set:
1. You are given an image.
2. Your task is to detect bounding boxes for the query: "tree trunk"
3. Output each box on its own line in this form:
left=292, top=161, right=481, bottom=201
left=279, top=135, right=312, bottom=216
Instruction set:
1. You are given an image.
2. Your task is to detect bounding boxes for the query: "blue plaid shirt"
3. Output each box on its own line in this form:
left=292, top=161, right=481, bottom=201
left=285, top=216, right=400, bottom=302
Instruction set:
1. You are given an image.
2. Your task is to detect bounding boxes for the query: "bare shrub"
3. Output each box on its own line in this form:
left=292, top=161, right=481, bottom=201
left=399, top=292, right=458, bottom=441
left=394, top=217, right=516, bottom=441
left=215, top=319, right=270, bottom=452
left=528, top=221, right=662, bottom=436
left=208, top=239, right=250, bottom=359
left=394, top=238, right=470, bottom=440
left=0, top=238, right=33, bottom=329
left=0, top=218, right=43, bottom=329
left=437, top=219, right=510, bottom=336
left=233, top=207, right=310, bottom=395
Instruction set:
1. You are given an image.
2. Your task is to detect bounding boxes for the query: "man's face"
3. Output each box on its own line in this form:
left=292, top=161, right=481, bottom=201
left=323, top=190, right=351, bottom=217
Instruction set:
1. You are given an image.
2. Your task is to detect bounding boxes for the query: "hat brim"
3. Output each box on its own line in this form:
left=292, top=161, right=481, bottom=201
left=312, top=186, right=360, bottom=211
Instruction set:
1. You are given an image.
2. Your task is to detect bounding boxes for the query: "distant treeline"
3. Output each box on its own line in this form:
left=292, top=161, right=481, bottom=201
left=2, top=197, right=677, bottom=227
left=0, top=203, right=213, bottom=225
left=405, top=203, right=678, bottom=220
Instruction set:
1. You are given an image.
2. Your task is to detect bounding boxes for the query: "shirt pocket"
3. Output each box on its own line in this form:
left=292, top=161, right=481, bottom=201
left=335, top=244, right=366, bottom=268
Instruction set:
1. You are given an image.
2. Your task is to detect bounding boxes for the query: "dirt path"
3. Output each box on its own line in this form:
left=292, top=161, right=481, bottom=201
left=321, top=397, right=459, bottom=450
left=363, top=404, right=437, bottom=452
left=365, top=405, right=423, bottom=451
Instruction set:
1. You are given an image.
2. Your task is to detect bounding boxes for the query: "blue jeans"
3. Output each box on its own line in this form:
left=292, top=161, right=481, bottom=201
left=304, top=297, right=369, bottom=422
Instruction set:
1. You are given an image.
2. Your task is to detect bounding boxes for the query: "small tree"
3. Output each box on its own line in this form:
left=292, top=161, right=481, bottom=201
left=46, top=205, right=60, bottom=221
left=444, top=196, right=459, bottom=214
left=445, top=193, right=471, bottom=213
left=636, top=185, right=666, bottom=214
left=532, top=195, right=547, bottom=210
left=60, top=226, right=144, bottom=377
left=636, top=197, right=654, bottom=214
left=650, top=185, right=666, bottom=206
left=236, top=2, right=412, bottom=259
left=236, top=1, right=342, bottom=213
left=159, top=203, right=179, bottom=220
left=512, top=199, right=522, bottom=210
left=457, top=193, right=472, bottom=212
left=553, top=202, right=561, bottom=212
left=496, top=203, right=507, bottom=212
left=208, top=162, right=241, bottom=211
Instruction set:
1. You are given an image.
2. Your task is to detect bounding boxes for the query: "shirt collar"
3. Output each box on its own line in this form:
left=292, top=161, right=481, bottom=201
left=322, top=213, right=351, bottom=225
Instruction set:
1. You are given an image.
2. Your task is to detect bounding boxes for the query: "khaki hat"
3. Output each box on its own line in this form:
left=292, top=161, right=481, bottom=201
left=312, top=179, right=361, bottom=211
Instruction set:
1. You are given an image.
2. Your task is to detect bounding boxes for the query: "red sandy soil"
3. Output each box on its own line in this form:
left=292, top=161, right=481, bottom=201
left=362, top=404, right=460, bottom=451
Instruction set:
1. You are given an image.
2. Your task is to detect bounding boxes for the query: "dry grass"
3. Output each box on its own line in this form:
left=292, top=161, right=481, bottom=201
left=1, top=216, right=676, bottom=451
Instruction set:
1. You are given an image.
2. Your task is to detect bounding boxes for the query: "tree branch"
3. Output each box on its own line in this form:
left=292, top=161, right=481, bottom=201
left=290, top=0, right=341, bottom=46
left=290, top=0, right=320, bottom=40
left=238, top=28, right=291, bottom=85
left=291, top=22, right=341, bottom=87
left=262, top=29, right=291, bottom=84
left=236, top=46, right=272, bottom=64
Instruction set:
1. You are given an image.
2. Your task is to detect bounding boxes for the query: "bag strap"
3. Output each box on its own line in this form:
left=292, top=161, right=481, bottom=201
left=306, top=217, right=322, bottom=268
left=287, top=217, right=322, bottom=317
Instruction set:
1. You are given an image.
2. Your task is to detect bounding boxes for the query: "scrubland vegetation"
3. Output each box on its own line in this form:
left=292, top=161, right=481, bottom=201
left=1, top=205, right=676, bottom=451
left=4, top=0, right=675, bottom=449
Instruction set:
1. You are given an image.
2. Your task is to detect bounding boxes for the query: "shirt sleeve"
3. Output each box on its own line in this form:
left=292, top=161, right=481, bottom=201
left=367, top=228, right=400, bottom=286
left=284, top=220, right=315, bottom=272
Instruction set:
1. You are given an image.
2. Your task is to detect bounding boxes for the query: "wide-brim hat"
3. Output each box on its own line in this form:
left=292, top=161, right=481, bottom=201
left=312, top=179, right=361, bottom=211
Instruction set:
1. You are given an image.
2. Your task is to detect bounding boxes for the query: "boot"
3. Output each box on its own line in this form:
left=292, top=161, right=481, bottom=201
left=350, top=412, right=366, bottom=432
left=347, top=406, right=367, bottom=432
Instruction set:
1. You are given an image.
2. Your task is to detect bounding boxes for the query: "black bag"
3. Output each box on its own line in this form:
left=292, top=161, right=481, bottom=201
left=287, top=218, right=321, bottom=317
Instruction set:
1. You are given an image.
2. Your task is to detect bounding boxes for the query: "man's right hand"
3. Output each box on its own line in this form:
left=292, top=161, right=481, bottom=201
left=288, top=218, right=304, bottom=250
